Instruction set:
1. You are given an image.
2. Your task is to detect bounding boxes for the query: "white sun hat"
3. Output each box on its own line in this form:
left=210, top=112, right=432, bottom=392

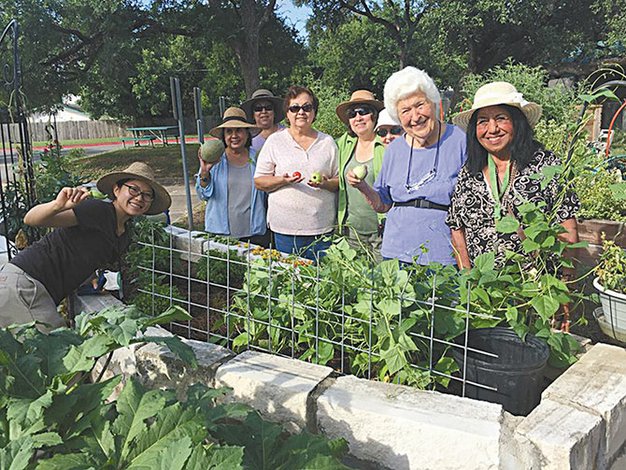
left=452, top=81, right=542, bottom=130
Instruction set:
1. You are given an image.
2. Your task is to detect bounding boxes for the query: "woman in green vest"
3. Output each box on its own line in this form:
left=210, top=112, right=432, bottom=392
left=336, top=90, right=386, bottom=258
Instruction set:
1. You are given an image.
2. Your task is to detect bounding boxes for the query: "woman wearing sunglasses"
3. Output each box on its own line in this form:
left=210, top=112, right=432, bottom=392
left=241, top=88, right=286, bottom=153
left=335, top=90, right=386, bottom=256
left=0, top=162, right=171, bottom=332
left=255, top=85, right=339, bottom=260
left=346, top=67, right=467, bottom=265
left=375, top=109, right=403, bottom=146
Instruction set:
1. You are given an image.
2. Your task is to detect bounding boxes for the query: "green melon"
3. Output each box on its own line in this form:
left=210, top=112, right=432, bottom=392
left=200, top=139, right=225, bottom=163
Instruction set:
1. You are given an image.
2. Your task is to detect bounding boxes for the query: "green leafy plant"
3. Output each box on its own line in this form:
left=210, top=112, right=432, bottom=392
left=0, top=305, right=348, bottom=469
left=231, top=240, right=463, bottom=388
left=596, top=236, right=626, bottom=294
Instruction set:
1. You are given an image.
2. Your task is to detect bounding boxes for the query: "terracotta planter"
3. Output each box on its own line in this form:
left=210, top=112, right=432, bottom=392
left=593, top=277, right=626, bottom=330
left=574, top=219, right=626, bottom=266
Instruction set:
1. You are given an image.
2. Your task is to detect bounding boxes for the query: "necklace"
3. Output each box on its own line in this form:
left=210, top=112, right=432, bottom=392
left=405, top=121, right=441, bottom=193
left=487, top=155, right=511, bottom=220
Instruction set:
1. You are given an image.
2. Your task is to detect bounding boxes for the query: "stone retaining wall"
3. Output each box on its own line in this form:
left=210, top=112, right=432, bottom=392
left=75, top=294, right=626, bottom=470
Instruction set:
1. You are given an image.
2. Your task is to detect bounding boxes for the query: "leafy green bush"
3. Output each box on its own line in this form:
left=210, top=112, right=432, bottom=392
left=0, top=306, right=348, bottom=469
left=596, top=237, right=626, bottom=294
left=196, top=249, right=247, bottom=287
left=456, top=60, right=577, bottom=125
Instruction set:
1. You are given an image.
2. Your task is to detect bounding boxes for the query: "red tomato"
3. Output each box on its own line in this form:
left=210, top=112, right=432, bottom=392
left=292, top=172, right=302, bottom=179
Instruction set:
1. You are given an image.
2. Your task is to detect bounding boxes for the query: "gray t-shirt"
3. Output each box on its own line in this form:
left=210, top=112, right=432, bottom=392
left=227, top=161, right=253, bottom=238
left=345, top=157, right=378, bottom=235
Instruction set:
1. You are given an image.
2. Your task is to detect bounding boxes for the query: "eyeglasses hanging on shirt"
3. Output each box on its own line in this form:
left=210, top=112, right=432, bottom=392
left=405, top=121, right=441, bottom=193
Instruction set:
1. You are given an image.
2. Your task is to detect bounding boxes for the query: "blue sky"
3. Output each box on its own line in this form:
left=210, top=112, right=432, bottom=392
left=278, top=1, right=312, bottom=39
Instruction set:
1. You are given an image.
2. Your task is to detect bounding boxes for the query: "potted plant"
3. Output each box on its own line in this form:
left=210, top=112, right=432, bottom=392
left=593, top=236, right=626, bottom=333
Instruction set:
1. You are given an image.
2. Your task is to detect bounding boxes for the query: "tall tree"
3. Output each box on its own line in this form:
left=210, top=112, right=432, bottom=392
left=208, top=0, right=278, bottom=97
left=299, top=0, right=426, bottom=68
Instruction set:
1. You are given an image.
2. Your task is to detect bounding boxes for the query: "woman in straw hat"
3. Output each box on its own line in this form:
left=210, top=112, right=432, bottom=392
left=254, top=85, right=339, bottom=260
left=241, top=88, right=286, bottom=153
left=0, top=161, right=171, bottom=332
left=196, top=107, right=269, bottom=246
left=335, top=89, right=386, bottom=256
left=447, top=81, right=580, bottom=268
left=346, top=67, right=467, bottom=265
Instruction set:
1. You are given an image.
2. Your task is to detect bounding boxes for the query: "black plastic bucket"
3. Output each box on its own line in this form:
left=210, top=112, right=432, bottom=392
left=453, top=327, right=550, bottom=416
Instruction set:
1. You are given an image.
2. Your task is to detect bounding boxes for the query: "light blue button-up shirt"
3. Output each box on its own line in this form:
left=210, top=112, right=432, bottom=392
left=196, top=149, right=267, bottom=237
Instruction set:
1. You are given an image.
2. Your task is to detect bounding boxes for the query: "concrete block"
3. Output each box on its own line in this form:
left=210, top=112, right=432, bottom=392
left=135, top=326, right=233, bottom=399
left=316, top=375, right=507, bottom=470
left=72, top=293, right=125, bottom=315
left=171, top=230, right=206, bottom=259
left=543, top=344, right=626, bottom=461
left=515, top=397, right=604, bottom=470
left=215, top=351, right=333, bottom=432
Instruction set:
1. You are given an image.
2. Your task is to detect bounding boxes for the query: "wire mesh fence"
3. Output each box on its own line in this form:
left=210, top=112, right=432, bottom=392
left=127, top=225, right=524, bottom=403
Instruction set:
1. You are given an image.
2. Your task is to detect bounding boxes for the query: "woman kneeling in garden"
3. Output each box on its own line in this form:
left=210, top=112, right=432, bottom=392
left=196, top=107, right=270, bottom=247
left=447, top=81, right=580, bottom=268
left=0, top=162, right=171, bottom=332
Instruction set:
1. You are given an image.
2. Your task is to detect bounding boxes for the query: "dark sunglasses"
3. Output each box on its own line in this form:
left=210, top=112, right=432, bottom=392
left=288, top=103, right=314, bottom=114
left=253, top=104, right=273, bottom=112
left=376, top=127, right=403, bottom=137
left=347, top=107, right=373, bottom=119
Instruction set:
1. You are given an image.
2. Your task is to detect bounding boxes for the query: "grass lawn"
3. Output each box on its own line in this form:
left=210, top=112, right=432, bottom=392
left=74, top=143, right=200, bottom=184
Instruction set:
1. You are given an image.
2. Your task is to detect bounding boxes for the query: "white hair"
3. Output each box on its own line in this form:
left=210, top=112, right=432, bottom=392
left=384, top=67, right=441, bottom=122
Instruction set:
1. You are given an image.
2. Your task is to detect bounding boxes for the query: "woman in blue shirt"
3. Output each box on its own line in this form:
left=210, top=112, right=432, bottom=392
left=196, top=107, right=269, bottom=247
left=346, top=67, right=467, bottom=265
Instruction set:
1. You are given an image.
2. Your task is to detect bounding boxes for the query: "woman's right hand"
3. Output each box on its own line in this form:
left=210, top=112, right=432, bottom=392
left=283, top=172, right=304, bottom=185
left=346, top=169, right=367, bottom=189
left=197, top=152, right=217, bottom=181
left=53, top=187, right=89, bottom=212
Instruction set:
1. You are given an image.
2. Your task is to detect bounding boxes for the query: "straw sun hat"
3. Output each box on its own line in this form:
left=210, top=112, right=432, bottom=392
left=97, top=161, right=171, bottom=215
left=453, top=81, right=542, bottom=131
left=240, top=89, right=285, bottom=123
left=209, top=107, right=258, bottom=139
left=336, top=90, right=384, bottom=126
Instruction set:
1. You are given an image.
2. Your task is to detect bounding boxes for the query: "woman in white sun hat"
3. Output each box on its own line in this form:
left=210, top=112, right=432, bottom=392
left=375, top=108, right=402, bottom=146
left=446, top=81, right=580, bottom=268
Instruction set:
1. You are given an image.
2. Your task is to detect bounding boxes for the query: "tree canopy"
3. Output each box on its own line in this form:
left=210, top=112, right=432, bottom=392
left=1, top=0, right=623, bottom=120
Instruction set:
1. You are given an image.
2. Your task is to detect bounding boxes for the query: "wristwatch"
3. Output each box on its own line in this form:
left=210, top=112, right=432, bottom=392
left=196, top=173, right=209, bottom=183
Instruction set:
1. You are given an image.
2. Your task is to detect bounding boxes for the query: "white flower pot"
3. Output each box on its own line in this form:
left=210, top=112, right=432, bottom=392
left=593, top=277, right=626, bottom=330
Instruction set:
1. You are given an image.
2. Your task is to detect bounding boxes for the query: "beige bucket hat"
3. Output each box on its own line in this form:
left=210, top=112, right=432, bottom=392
left=336, top=90, right=384, bottom=126
left=209, top=107, right=259, bottom=138
left=97, top=161, right=171, bottom=215
left=453, top=81, right=542, bottom=130
left=241, top=89, right=285, bottom=123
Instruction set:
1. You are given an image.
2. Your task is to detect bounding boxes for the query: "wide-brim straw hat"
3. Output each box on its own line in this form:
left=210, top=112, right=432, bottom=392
left=453, top=81, right=543, bottom=130
left=97, top=161, right=171, bottom=215
left=336, top=90, right=384, bottom=126
left=209, top=107, right=259, bottom=139
left=241, top=89, right=285, bottom=123
left=375, top=108, right=401, bottom=130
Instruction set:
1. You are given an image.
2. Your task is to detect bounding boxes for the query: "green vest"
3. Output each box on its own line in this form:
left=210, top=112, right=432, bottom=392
left=336, top=132, right=386, bottom=229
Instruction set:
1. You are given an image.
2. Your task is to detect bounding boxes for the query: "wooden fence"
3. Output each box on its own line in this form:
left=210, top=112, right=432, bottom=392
left=9, top=116, right=221, bottom=142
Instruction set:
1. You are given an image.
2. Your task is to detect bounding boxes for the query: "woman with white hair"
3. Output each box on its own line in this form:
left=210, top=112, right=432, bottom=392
left=346, top=66, right=467, bottom=265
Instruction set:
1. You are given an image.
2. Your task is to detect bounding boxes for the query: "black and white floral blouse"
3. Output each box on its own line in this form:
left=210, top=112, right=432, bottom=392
left=445, top=150, right=580, bottom=263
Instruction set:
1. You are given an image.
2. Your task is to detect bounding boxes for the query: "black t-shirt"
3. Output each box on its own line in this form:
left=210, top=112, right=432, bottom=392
left=11, top=199, right=131, bottom=305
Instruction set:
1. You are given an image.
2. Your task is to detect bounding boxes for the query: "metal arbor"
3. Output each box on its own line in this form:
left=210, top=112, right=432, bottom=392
left=0, top=19, right=36, bottom=260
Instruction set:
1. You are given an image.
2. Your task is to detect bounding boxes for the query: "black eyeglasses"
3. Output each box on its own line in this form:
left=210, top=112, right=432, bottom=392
left=288, top=103, right=314, bottom=114
left=253, top=104, right=273, bottom=112
left=123, top=183, right=154, bottom=202
left=376, top=127, right=403, bottom=138
left=347, top=107, right=373, bottom=119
